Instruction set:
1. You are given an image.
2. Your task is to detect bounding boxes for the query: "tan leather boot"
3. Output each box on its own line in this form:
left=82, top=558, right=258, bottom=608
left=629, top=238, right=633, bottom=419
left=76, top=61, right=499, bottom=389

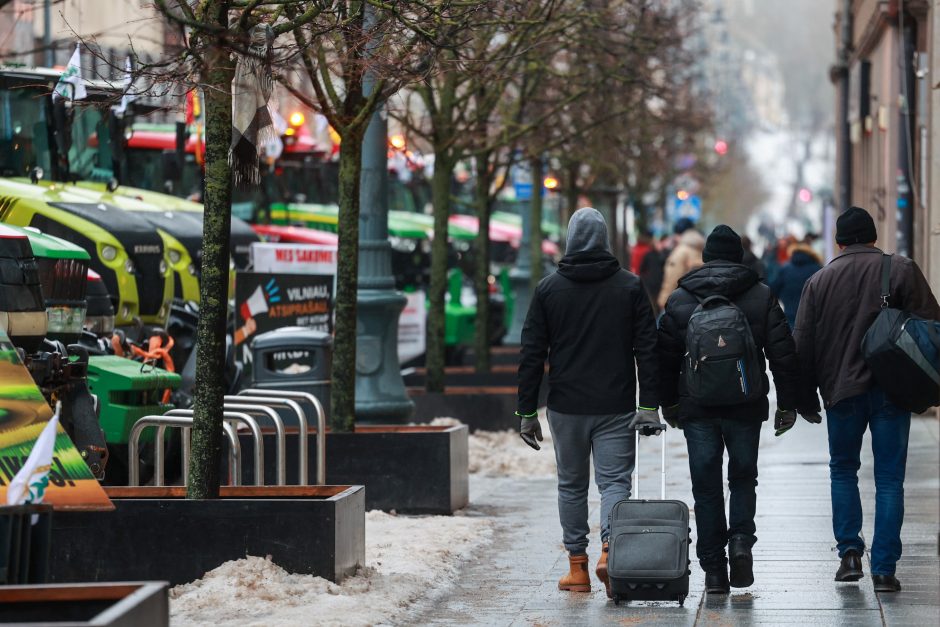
left=596, top=542, right=611, bottom=598
left=558, top=553, right=591, bottom=592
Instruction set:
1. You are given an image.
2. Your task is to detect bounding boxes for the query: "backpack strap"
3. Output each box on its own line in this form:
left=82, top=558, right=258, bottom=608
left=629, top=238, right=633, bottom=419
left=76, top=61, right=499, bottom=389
left=880, top=254, right=891, bottom=309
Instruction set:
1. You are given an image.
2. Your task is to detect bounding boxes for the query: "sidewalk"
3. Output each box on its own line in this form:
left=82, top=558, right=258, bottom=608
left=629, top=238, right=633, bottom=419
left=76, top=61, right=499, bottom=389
left=411, top=416, right=939, bottom=626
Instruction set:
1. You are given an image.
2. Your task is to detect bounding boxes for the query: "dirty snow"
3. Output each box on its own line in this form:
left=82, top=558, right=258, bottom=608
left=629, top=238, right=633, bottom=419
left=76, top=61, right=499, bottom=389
left=430, top=415, right=557, bottom=478
left=170, top=510, right=492, bottom=626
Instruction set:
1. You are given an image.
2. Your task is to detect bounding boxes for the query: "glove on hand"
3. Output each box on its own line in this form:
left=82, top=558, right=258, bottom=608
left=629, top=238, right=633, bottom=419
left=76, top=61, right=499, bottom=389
left=519, top=416, right=543, bottom=450
left=800, top=411, right=823, bottom=424
left=629, top=408, right=665, bottom=436
left=662, top=404, right=680, bottom=429
left=774, top=409, right=797, bottom=436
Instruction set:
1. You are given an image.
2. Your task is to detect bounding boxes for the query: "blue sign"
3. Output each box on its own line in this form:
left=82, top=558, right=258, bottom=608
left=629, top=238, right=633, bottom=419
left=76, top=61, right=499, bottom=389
left=675, top=195, right=702, bottom=222
left=514, top=182, right=533, bottom=200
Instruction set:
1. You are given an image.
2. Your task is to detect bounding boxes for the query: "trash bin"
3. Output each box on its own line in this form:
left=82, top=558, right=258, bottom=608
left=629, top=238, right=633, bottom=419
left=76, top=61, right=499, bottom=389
left=250, top=327, right=332, bottom=419
left=0, top=504, right=52, bottom=585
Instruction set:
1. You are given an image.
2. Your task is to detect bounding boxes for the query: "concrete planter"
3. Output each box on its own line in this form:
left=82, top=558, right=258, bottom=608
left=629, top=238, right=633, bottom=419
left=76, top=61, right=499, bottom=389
left=49, top=485, right=364, bottom=586
left=238, top=424, right=469, bottom=514
left=0, top=582, right=168, bottom=626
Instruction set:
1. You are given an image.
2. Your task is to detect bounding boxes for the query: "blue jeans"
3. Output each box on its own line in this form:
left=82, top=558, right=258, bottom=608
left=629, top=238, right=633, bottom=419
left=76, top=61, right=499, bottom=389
left=683, top=418, right=762, bottom=573
left=547, top=410, right=635, bottom=554
left=826, top=387, right=911, bottom=576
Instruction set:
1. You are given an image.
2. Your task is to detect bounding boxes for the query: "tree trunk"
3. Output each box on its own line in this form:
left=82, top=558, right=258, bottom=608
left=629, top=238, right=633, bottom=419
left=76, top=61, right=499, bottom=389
left=563, top=160, right=580, bottom=236
left=529, top=156, right=544, bottom=295
left=473, top=152, right=493, bottom=373
left=426, top=152, right=453, bottom=392
left=187, top=17, right=234, bottom=500
left=330, top=133, right=364, bottom=432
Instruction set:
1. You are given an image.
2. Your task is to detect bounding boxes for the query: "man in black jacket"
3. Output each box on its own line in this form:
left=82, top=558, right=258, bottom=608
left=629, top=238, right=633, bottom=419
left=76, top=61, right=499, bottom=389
left=794, top=207, right=940, bottom=592
left=658, top=225, right=808, bottom=594
left=517, top=207, right=661, bottom=598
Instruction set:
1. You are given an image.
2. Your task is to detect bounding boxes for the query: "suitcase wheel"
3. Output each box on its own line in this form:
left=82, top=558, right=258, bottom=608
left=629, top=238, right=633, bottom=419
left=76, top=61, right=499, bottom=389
left=678, top=593, right=686, bottom=606
left=613, top=596, right=621, bottom=606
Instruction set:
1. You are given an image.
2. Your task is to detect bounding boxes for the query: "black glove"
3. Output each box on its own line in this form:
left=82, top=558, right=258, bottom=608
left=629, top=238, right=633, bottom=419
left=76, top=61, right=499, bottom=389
left=519, top=416, right=543, bottom=450
left=800, top=411, right=823, bottom=424
left=774, top=409, right=797, bottom=436
left=628, top=408, right=665, bottom=436
left=662, top=404, right=680, bottom=429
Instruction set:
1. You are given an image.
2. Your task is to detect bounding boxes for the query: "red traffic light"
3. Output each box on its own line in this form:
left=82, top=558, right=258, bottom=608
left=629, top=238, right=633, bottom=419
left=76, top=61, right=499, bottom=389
left=714, top=139, right=728, bottom=156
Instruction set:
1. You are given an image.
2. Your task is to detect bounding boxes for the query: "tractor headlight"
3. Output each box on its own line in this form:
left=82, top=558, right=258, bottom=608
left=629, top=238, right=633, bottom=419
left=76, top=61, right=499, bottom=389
left=124, top=258, right=135, bottom=274
left=101, top=245, right=118, bottom=261
left=168, top=249, right=182, bottom=265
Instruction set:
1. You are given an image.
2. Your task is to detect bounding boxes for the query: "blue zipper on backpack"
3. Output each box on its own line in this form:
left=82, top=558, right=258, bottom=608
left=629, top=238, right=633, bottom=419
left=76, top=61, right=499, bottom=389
left=737, top=359, right=749, bottom=396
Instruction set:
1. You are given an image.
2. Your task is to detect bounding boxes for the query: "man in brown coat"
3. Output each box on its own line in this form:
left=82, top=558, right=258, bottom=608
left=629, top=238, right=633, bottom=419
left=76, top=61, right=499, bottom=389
left=793, top=206, right=939, bottom=593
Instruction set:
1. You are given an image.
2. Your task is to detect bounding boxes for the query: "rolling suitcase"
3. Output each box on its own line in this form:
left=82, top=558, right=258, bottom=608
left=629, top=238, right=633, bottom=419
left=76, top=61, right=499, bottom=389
left=607, top=426, right=691, bottom=605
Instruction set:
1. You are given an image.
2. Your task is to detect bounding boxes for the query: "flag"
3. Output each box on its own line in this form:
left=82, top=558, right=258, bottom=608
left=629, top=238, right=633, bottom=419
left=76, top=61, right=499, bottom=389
left=6, top=404, right=61, bottom=520
left=53, top=44, right=87, bottom=102
left=112, top=57, right=134, bottom=117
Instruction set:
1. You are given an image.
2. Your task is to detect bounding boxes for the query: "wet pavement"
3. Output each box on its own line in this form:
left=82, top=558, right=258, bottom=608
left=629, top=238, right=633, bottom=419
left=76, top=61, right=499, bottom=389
left=412, top=415, right=939, bottom=626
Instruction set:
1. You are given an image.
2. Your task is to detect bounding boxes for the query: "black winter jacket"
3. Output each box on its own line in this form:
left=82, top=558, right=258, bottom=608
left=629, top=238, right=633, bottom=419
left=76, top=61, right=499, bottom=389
left=517, top=250, right=659, bottom=415
left=658, top=261, right=802, bottom=421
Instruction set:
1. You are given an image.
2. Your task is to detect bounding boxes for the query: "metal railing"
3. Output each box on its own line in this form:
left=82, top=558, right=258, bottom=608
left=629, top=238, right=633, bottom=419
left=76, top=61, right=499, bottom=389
left=128, top=416, right=241, bottom=487
left=165, top=410, right=266, bottom=486
left=238, top=388, right=327, bottom=486
left=224, top=395, right=310, bottom=485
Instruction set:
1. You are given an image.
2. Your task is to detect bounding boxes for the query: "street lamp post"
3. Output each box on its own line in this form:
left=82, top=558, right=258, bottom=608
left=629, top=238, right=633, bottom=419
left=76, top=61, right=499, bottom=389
left=354, top=72, right=414, bottom=422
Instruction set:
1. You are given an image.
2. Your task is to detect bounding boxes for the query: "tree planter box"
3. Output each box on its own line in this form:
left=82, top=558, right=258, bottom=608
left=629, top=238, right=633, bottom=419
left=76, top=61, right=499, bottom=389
left=237, top=424, right=468, bottom=514
left=407, top=386, right=524, bottom=432
left=48, top=486, right=364, bottom=586
left=0, top=582, right=168, bottom=626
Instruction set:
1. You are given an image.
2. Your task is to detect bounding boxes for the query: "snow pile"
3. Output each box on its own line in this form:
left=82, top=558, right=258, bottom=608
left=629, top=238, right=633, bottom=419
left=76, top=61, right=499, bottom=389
left=170, top=510, right=492, bottom=626
left=430, top=416, right=556, bottom=478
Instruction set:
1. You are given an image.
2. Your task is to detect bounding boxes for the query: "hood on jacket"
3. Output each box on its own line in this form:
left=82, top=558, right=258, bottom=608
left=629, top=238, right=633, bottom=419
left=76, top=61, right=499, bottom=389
left=678, top=229, right=705, bottom=251
left=566, top=207, right=610, bottom=254
left=677, top=261, right=758, bottom=299
left=788, top=244, right=822, bottom=267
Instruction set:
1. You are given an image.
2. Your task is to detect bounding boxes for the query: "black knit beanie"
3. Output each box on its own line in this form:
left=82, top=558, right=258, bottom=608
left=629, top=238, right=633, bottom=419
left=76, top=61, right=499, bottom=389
left=702, top=225, right=744, bottom=263
left=835, top=206, right=877, bottom=245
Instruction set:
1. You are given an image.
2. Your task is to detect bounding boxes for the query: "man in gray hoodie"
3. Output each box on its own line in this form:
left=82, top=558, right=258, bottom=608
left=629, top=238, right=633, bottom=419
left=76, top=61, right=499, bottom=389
left=517, top=207, right=662, bottom=597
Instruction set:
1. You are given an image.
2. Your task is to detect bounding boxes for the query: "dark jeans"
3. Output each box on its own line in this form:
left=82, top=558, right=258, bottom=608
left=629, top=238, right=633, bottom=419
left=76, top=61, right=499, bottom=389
left=683, top=418, right=762, bottom=573
left=826, top=387, right=910, bottom=576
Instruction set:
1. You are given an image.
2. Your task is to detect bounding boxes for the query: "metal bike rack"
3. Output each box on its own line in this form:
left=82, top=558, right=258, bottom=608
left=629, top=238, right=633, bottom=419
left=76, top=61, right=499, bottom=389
left=166, top=410, right=266, bottom=486
left=221, top=402, right=288, bottom=486
left=238, top=388, right=327, bottom=486
left=224, top=395, right=309, bottom=485
left=128, top=415, right=240, bottom=487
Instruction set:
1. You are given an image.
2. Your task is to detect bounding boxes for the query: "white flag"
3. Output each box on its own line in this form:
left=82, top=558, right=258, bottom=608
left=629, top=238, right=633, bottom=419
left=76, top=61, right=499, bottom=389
left=53, top=44, right=87, bottom=102
left=112, top=57, right=134, bottom=117
left=6, top=405, right=60, bottom=509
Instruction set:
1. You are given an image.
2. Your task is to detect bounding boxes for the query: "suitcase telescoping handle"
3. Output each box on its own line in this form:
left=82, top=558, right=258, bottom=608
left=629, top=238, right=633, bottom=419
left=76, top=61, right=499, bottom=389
left=633, top=424, right=667, bottom=500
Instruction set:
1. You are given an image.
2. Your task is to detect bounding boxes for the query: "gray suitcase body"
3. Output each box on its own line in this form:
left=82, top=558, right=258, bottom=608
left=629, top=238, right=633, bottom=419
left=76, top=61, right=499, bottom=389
left=607, top=429, right=691, bottom=605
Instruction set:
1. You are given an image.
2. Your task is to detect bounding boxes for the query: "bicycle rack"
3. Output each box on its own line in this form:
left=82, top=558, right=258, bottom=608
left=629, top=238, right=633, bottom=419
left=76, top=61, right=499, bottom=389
left=224, top=395, right=309, bottom=485
left=220, top=402, right=288, bottom=486
left=238, top=388, right=327, bottom=486
left=165, top=410, right=266, bottom=486
left=128, top=415, right=240, bottom=487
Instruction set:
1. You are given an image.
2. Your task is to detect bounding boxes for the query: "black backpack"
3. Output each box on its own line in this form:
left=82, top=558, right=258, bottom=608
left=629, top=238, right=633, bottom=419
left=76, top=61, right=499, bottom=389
left=861, top=254, right=940, bottom=414
left=684, top=295, right=764, bottom=406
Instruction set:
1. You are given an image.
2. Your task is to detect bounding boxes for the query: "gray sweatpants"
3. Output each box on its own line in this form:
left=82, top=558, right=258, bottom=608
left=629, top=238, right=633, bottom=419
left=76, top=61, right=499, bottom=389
left=547, top=409, right=636, bottom=555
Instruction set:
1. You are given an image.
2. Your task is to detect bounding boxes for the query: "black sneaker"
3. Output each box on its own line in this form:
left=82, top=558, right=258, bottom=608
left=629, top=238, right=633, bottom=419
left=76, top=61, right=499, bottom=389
left=705, top=570, right=730, bottom=594
left=835, top=549, right=864, bottom=582
left=728, top=536, right=754, bottom=588
left=872, top=575, right=901, bottom=592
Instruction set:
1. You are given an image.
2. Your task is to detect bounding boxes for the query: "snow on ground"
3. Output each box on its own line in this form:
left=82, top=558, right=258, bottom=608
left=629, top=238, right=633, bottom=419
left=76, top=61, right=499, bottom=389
left=170, top=510, right=493, bottom=626
left=431, top=415, right=557, bottom=478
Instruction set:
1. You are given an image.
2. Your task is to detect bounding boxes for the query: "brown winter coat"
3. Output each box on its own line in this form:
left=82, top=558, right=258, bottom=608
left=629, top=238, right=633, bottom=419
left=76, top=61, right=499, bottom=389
left=657, top=230, right=705, bottom=309
left=793, top=244, right=940, bottom=410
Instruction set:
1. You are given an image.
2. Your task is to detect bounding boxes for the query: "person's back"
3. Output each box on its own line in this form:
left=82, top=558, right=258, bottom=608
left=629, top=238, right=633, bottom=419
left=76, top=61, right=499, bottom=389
left=657, top=229, right=705, bottom=309
left=517, top=207, right=660, bottom=599
left=793, top=206, right=940, bottom=593
left=770, top=244, right=822, bottom=328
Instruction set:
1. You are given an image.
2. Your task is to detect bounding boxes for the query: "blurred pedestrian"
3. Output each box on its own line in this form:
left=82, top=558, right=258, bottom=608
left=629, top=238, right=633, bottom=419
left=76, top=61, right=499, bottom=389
left=629, top=231, right=653, bottom=275
left=656, top=223, right=705, bottom=310
left=740, top=235, right=765, bottom=280
left=639, top=234, right=669, bottom=307
left=794, top=206, right=940, bottom=593
left=769, top=243, right=822, bottom=328
left=517, top=207, right=662, bottom=597
left=658, top=225, right=806, bottom=594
